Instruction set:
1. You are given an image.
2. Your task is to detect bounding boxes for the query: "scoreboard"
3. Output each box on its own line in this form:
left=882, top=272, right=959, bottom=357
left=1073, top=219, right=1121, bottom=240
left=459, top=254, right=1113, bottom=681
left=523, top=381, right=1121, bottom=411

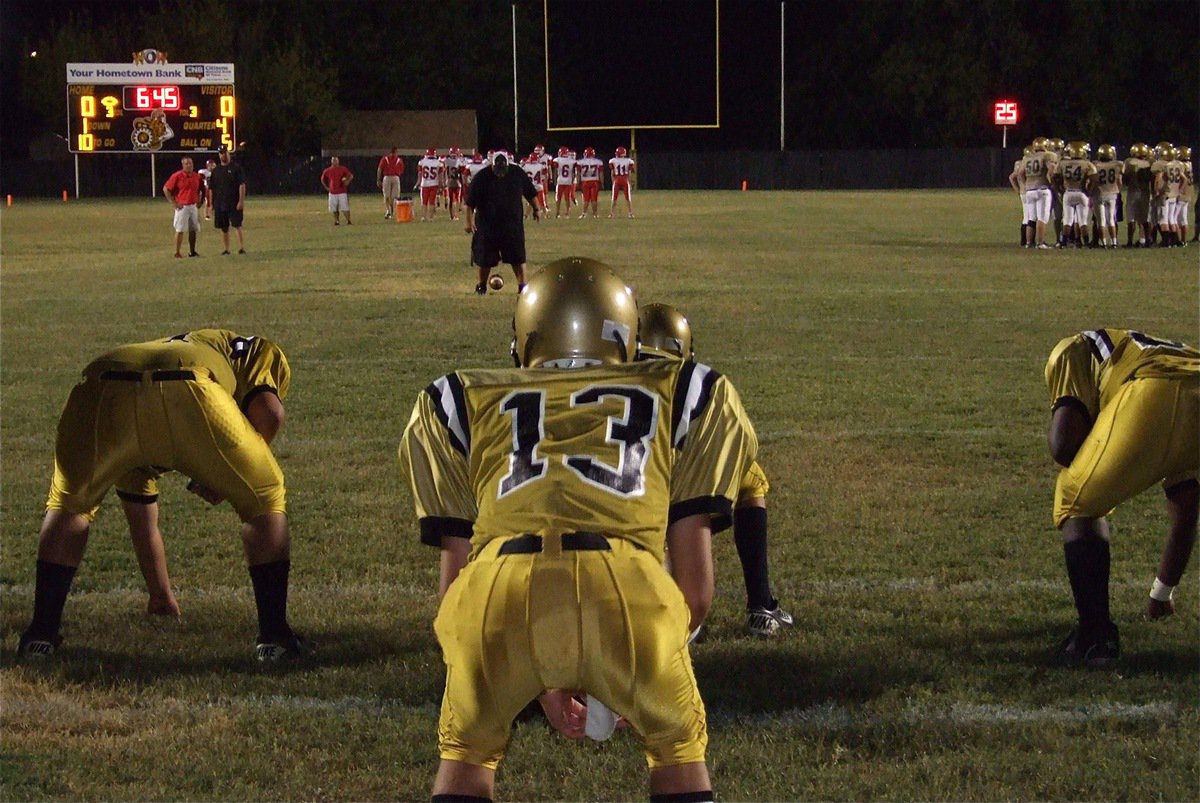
left=66, top=62, right=236, bottom=154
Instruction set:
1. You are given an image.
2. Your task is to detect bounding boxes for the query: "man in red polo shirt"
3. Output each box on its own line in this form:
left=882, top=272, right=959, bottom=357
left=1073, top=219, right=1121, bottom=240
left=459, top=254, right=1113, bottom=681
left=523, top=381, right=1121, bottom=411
left=320, top=156, right=355, bottom=225
left=163, top=156, right=205, bottom=258
left=377, top=146, right=405, bottom=219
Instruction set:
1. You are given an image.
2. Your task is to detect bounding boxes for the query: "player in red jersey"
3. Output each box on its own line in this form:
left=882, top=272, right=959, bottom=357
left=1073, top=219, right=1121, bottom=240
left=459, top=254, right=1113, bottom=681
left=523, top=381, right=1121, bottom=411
left=608, top=146, right=636, bottom=218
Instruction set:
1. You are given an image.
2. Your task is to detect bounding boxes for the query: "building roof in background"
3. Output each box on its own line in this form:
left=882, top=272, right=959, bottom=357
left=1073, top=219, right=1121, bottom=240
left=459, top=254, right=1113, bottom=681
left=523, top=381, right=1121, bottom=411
left=321, top=110, right=477, bottom=156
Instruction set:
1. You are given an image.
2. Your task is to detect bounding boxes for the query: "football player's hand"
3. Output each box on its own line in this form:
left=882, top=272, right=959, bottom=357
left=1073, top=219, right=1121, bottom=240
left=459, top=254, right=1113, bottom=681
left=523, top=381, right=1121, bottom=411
left=1146, top=598, right=1175, bottom=620
left=147, top=593, right=181, bottom=618
left=538, top=689, right=586, bottom=740
left=186, top=480, right=225, bottom=506
left=464, top=221, right=475, bottom=234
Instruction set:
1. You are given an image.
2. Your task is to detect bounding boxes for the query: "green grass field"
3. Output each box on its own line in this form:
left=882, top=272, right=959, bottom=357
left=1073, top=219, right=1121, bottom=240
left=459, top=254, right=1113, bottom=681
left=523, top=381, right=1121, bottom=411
left=1, top=190, right=1197, bottom=801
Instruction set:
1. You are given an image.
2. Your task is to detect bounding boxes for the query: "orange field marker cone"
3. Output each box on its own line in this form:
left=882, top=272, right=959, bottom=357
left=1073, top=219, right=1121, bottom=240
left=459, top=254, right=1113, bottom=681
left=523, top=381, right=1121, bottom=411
left=6, top=195, right=12, bottom=207
left=741, top=180, right=748, bottom=191
left=62, top=190, right=69, bottom=202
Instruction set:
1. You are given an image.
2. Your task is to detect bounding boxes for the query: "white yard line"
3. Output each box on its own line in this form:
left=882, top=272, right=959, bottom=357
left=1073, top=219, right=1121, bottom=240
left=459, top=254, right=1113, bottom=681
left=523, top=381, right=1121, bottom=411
left=2, top=695, right=1181, bottom=730
left=0, top=576, right=1140, bottom=601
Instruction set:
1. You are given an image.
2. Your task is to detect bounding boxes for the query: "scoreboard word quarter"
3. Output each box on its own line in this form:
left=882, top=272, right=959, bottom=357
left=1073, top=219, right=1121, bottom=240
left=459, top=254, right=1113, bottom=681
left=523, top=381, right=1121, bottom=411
left=66, top=62, right=236, bottom=154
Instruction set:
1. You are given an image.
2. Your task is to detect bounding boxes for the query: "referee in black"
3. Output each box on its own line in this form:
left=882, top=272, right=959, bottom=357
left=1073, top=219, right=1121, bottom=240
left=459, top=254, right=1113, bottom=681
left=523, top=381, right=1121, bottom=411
left=464, top=152, right=540, bottom=294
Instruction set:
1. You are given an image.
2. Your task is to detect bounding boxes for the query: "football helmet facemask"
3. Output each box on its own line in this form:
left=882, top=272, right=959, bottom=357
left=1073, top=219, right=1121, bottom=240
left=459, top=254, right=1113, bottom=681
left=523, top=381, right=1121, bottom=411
left=637, top=303, right=694, bottom=361
left=511, top=257, right=638, bottom=369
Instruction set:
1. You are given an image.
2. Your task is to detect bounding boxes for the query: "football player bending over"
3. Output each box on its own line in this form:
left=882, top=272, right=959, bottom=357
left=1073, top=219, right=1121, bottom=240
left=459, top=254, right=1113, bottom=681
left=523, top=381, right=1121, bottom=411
left=401, top=258, right=758, bottom=802
left=639, top=303, right=794, bottom=636
left=1044, top=329, right=1198, bottom=668
left=18, top=329, right=310, bottom=663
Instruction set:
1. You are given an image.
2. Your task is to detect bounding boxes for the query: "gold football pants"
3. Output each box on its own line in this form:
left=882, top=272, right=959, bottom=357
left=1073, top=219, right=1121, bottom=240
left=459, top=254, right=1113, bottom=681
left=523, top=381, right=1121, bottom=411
left=46, top=371, right=285, bottom=521
left=738, top=460, right=770, bottom=502
left=1055, top=376, right=1199, bottom=527
left=434, top=535, right=706, bottom=769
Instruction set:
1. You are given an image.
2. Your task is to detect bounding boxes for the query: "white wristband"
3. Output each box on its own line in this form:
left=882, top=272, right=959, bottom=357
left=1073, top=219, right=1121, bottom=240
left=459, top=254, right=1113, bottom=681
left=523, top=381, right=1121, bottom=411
left=1149, top=578, right=1175, bottom=603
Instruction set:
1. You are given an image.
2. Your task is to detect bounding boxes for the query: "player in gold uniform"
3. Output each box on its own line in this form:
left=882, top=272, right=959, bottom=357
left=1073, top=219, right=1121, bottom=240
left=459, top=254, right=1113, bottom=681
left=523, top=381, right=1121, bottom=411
left=1122, top=142, right=1153, bottom=246
left=1051, top=142, right=1098, bottom=248
left=1008, top=146, right=1033, bottom=247
left=400, top=258, right=757, bottom=802
left=18, top=329, right=310, bottom=663
left=1092, top=144, right=1123, bottom=248
left=638, top=303, right=793, bottom=636
left=1044, top=329, right=1199, bottom=667
left=1016, top=139, right=1055, bottom=248
left=1177, top=145, right=1195, bottom=242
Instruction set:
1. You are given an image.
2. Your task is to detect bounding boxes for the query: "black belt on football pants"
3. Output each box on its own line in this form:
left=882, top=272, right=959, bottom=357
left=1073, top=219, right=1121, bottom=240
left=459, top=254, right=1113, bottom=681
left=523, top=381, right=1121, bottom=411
left=101, top=369, right=197, bottom=382
left=497, top=532, right=612, bottom=555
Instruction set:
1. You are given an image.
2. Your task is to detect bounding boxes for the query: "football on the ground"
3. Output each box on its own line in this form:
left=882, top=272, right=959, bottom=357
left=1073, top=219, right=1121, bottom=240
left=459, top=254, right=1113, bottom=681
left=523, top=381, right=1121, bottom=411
left=488, top=274, right=505, bottom=291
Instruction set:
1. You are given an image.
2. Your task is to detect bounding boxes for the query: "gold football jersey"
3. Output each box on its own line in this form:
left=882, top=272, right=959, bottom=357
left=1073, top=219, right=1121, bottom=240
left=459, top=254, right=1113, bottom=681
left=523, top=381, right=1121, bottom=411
left=1093, top=160, right=1121, bottom=196
left=1022, top=150, right=1054, bottom=188
left=1045, top=329, right=1200, bottom=421
left=1056, top=158, right=1097, bottom=192
left=87, top=328, right=291, bottom=406
left=1163, top=160, right=1187, bottom=199
left=400, top=359, right=758, bottom=560
left=1123, top=157, right=1152, bottom=193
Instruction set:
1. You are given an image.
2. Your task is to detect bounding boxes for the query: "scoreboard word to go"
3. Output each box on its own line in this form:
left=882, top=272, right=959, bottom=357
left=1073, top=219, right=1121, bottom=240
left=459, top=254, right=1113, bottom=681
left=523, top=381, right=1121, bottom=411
left=66, top=62, right=236, bottom=154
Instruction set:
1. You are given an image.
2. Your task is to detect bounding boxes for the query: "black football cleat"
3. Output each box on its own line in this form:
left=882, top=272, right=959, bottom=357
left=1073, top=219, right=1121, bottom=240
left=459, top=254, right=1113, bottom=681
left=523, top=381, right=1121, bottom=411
left=255, top=632, right=315, bottom=664
left=18, top=631, right=62, bottom=660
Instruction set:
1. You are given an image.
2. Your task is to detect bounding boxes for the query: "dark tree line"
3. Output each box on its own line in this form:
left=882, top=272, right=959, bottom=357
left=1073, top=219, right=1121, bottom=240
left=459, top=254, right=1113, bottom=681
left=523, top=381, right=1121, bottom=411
left=3, top=0, right=1195, bottom=160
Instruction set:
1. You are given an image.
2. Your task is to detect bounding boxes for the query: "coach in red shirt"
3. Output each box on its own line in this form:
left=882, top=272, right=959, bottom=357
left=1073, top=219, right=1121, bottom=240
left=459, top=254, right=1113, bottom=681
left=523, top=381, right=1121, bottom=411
left=377, top=146, right=405, bottom=219
left=163, top=156, right=204, bottom=258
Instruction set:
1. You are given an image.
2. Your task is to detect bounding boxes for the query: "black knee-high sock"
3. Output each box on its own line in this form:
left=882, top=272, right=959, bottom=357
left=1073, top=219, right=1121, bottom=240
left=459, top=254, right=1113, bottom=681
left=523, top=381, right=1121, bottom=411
left=27, top=560, right=77, bottom=638
left=248, top=560, right=291, bottom=640
left=1063, top=537, right=1112, bottom=634
left=733, top=507, right=775, bottom=610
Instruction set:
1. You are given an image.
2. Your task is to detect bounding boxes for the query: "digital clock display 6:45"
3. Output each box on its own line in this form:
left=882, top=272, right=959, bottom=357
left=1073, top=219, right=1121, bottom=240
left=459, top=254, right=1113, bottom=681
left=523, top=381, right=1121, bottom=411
left=123, top=85, right=181, bottom=110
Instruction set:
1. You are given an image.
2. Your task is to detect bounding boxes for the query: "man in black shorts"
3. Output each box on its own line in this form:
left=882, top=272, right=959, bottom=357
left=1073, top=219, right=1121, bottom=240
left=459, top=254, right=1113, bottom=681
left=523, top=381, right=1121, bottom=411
left=464, top=153, right=540, bottom=294
left=209, top=145, right=247, bottom=255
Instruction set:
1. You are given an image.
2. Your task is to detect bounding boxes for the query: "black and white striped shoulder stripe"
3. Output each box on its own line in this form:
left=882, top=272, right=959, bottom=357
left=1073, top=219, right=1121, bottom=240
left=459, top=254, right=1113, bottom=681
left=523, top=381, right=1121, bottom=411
left=424, top=373, right=470, bottom=457
left=670, top=360, right=720, bottom=449
left=1082, top=329, right=1115, bottom=363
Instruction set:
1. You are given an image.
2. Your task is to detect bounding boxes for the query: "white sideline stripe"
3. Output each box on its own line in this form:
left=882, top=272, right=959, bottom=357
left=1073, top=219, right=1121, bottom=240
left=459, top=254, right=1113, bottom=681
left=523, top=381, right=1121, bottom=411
left=712, top=701, right=1180, bottom=729
left=2, top=696, right=1179, bottom=730
left=0, top=577, right=1141, bottom=599
left=757, top=427, right=1017, bottom=442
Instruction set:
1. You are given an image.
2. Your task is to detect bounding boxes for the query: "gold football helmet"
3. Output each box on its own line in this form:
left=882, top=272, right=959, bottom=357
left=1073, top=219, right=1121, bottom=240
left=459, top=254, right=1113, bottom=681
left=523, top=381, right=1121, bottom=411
left=1066, top=141, right=1088, bottom=159
left=1160, top=145, right=1178, bottom=162
left=1129, top=142, right=1148, bottom=159
left=1179, top=146, right=1193, bottom=162
left=1049, top=138, right=1065, bottom=154
left=1097, top=144, right=1117, bottom=161
left=637, top=303, right=693, bottom=361
left=511, top=257, right=638, bottom=368
left=1032, top=137, right=1048, bottom=151
left=1154, top=141, right=1173, bottom=160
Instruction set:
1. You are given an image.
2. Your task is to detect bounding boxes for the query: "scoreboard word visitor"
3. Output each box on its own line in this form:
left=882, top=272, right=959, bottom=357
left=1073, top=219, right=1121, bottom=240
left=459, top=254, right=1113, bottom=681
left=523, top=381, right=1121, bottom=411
left=66, top=61, right=236, bottom=154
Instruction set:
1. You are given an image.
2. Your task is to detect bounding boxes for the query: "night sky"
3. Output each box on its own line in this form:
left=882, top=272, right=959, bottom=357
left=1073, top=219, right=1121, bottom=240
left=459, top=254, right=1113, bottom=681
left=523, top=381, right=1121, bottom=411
left=2, top=0, right=1196, bottom=159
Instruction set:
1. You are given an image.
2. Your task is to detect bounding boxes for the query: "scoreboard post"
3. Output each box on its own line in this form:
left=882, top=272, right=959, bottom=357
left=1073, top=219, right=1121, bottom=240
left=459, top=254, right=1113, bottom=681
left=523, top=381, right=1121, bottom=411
left=65, top=57, right=235, bottom=197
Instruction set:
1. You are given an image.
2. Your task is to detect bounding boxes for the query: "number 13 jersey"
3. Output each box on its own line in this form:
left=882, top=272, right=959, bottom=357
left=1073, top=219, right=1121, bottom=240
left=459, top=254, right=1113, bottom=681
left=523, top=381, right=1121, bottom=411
left=400, top=358, right=758, bottom=561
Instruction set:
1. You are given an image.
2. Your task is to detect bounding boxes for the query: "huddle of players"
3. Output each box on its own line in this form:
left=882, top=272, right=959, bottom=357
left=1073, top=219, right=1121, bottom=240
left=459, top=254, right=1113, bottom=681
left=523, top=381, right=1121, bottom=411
left=1010, top=138, right=1194, bottom=249
left=415, top=144, right=636, bottom=221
